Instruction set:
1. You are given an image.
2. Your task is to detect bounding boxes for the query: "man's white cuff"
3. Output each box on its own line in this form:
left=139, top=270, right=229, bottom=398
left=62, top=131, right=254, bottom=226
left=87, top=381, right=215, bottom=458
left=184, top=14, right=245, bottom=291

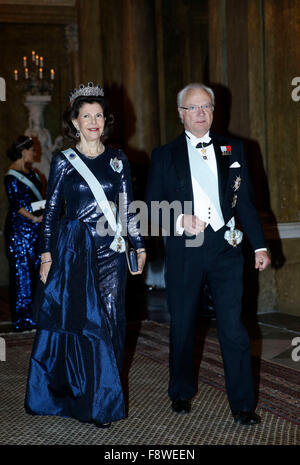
left=176, top=214, right=185, bottom=235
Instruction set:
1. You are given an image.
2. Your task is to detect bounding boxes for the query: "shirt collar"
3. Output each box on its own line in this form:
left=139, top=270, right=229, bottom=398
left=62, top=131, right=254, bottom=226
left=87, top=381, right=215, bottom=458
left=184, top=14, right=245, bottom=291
left=185, top=130, right=211, bottom=146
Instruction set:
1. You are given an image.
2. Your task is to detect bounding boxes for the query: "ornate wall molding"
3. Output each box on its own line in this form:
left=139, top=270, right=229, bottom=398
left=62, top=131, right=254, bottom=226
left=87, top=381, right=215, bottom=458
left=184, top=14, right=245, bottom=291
left=278, top=223, right=300, bottom=239
left=0, top=0, right=75, bottom=5
left=264, top=222, right=300, bottom=240
left=0, top=2, right=76, bottom=24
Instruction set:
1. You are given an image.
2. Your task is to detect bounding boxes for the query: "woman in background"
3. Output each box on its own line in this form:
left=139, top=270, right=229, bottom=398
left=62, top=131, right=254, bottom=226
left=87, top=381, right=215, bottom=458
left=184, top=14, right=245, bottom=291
left=4, top=136, right=43, bottom=332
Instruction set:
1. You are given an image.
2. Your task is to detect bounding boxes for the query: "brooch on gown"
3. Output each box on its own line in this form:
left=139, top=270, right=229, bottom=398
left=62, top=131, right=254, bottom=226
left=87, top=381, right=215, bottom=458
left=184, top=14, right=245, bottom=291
left=224, top=217, right=243, bottom=247
left=110, top=157, right=123, bottom=173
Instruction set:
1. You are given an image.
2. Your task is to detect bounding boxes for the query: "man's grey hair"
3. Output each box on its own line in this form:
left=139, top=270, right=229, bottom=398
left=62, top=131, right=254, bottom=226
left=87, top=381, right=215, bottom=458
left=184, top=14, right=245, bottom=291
left=177, top=83, right=215, bottom=107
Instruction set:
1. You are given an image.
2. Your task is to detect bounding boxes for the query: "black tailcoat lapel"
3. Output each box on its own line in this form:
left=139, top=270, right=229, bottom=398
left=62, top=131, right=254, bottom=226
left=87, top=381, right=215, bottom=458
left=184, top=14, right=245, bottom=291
left=211, top=133, right=230, bottom=206
left=171, top=133, right=194, bottom=212
left=171, top=132, right=230, bottom=211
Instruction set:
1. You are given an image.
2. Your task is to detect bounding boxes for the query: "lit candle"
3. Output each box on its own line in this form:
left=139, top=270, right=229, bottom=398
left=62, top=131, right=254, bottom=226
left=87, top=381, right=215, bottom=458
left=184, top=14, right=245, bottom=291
left=35, top=54, right=39, bottom=66
left=25, top=67, right=29, bottom=79
left=23, top=56, right=27, bottom=67
left=39, top=56, right=44, bottom=68
left=39, top=67, right=43, bottom=79
left=50, top=68, right=55, bottom=80
left=32, top=50, right=36, bottom=62
left=14, top=69, right=18, bottom=80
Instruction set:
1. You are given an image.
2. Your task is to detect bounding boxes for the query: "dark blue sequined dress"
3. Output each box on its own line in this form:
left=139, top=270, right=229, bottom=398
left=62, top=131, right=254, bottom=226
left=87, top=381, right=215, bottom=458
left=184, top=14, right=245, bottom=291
left=4, top=170, right=42, bottom=331
left=25, top=147, right=144, bottom=425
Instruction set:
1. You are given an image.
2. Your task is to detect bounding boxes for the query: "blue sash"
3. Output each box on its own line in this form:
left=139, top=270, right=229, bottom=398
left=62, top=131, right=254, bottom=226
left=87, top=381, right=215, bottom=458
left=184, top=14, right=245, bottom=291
left=7, top=169, right=43, bottom=201
left=187, top=143, right=223, bottom=221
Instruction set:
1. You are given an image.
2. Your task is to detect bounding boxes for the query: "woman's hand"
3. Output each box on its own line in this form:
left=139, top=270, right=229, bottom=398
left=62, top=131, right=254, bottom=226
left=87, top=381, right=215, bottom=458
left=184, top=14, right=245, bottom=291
left=40, top=253, right=52, bottom=284
left=131, top=248, right=146, bottom=275
left=18, top=207, right=42, bottom=224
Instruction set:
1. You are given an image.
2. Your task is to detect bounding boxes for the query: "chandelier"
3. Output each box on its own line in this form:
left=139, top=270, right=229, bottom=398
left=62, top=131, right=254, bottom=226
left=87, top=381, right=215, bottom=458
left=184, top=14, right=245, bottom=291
left=13, top=50, right=55, bottom=95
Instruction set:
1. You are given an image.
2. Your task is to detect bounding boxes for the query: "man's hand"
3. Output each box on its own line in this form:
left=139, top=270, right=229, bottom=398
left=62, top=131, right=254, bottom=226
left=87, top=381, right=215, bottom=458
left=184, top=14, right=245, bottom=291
left=255, top=251, right=271, bottom=271
left=181, top=215, right=206, bottom=235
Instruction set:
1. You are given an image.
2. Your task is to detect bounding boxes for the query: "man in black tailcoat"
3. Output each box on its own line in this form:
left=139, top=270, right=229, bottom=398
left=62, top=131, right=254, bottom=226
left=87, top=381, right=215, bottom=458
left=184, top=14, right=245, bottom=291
left=145, top=83, right=270, bottom=425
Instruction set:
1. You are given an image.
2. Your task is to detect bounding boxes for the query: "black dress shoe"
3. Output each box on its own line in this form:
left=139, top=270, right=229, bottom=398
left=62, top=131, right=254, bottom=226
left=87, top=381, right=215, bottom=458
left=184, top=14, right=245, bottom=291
left=233, top=411, right=261, bottom=425
left=94, top=422, right=111, bottom=429
left=171, top=399, right=191, bottom=414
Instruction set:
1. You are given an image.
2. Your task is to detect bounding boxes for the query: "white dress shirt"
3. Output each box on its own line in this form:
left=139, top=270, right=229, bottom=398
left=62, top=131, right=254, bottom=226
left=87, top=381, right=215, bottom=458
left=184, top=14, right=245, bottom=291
left=176, top=131, right=267, bottom=253
left=176, top=130, right=224, bottom=233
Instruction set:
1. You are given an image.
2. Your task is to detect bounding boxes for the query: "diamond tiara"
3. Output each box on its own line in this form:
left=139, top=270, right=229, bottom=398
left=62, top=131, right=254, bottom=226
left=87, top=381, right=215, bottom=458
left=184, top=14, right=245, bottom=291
left=69, top=82, right=104, bottom=103
left=16, top=137, right=33, bottom=151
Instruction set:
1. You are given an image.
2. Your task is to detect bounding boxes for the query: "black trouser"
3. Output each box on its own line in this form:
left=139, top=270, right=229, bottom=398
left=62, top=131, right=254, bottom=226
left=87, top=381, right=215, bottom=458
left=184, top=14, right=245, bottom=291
left=166, top=226, right=255, bottom=414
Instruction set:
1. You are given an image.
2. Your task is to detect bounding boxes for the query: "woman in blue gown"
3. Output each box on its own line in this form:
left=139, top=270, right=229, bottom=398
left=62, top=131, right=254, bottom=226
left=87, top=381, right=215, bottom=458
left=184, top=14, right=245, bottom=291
left=24, top=83, right=146, bottom=428
left=4, top=136, right=43, bottom=332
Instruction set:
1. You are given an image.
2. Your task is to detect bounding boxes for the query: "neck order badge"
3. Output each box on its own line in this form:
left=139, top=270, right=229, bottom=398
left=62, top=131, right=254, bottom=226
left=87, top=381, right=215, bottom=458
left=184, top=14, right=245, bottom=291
left=196, top=140, right=213, bottom=160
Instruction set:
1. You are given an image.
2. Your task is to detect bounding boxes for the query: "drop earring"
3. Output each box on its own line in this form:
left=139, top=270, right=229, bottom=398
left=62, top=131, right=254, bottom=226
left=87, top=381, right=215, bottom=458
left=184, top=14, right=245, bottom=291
left=76, top=129, right=80, bottom=138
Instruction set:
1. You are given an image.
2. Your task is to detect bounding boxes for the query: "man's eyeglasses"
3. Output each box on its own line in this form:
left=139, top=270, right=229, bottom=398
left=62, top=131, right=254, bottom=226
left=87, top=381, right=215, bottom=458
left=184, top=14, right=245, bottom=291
left=179, top=104, right=214, bottom=113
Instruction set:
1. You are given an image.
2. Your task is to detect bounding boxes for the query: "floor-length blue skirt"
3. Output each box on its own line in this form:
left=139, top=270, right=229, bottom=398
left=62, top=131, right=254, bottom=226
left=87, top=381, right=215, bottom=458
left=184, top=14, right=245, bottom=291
left=25, top=219, right=127, bottom=424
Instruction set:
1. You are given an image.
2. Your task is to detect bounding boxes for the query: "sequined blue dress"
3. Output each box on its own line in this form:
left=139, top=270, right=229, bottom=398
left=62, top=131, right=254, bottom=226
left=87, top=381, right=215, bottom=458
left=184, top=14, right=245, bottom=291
left=4, top=170, right=42, bottom=331
left=25, top=147, right=144, bottom=425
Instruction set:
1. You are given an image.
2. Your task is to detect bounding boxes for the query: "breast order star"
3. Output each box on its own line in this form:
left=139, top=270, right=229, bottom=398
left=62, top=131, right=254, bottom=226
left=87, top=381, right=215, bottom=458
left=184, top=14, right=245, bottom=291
left=233, top=176, right=241, bottom=192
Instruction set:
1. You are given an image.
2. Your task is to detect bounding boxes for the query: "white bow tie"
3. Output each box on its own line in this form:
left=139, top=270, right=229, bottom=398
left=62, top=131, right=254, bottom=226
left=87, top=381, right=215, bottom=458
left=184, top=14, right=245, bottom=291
left=195, top=135, right=211, bottom=144
left=185, top=131, right=211, bottom=147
